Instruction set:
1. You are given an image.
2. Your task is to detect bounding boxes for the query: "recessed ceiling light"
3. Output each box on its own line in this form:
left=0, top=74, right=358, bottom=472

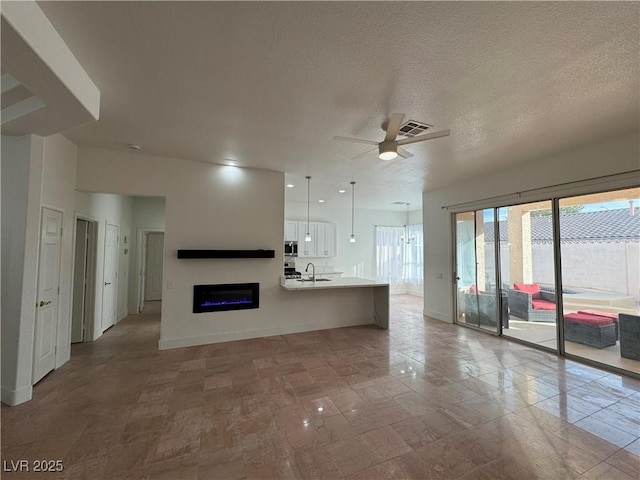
left=286, top=184, right=294, bottom=188
left=226, top=160, right=238, bottom=166
left=318, top=199, right=325, bottom=203
left=338, top=189, right=346, bottom=194
left=127, top=144, right=141, bottom=151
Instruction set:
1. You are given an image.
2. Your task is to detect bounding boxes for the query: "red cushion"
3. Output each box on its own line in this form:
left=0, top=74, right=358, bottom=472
left=565, top=313, right=614, bottom=326
left=532, top=299, right=555, bottom=310
left=578, top=310, right=618, bottom=320
left=514, top=283, right=541, bottom=299
left=469, top=284, right=478, bottom=294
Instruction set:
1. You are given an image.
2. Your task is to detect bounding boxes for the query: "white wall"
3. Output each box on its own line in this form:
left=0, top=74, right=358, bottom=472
left=1, top=134, right=43, bottom=405
left=408, top=209, right=422, bottom=224
left=284, top=203, right=407, bottom=279
left=423, top=133, right=640, bottom=323
left=133, top=196, right=166, bottom=230
left=532, top=242, right=640, bottom=302
left=128, top=196, right=166, bottom=314
left=75, top=192, right=134, bottom=335
left=1, top=133, right=76, bottom=405
left=40, top=134, right=78, bottom=367
left=76, top=148, right=293, bottom=349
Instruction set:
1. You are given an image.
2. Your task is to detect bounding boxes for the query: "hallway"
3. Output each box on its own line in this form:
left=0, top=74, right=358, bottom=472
left=1, top=296, right=639, bottom=479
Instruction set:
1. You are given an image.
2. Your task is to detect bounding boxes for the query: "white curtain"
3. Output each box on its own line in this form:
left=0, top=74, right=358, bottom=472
left=456, top=220, right=476, bottom=287
left=404, top=224, right=424, bottom=285
left=375, top=224, right=424, bottom=286
left=375, top=226, right=405, bottom=285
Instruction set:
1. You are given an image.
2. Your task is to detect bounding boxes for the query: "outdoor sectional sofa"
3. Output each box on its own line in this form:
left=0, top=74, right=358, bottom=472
left=619, top=313, right=640, bottom=360
left=507, top=283, right=556, bottom=322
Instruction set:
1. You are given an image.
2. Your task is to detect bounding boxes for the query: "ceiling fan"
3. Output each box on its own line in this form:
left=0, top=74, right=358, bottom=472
left=334, top=113, right=450, bottom=160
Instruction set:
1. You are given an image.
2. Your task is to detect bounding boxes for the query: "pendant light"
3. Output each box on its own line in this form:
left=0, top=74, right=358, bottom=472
left=304, top=176, right=312, bottom=242
left=400, top=202, right=415, bottom=244
left=349, top=181, right=356, bottom=243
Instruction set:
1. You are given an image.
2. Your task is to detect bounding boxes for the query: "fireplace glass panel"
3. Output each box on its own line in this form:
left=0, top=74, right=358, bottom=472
left=193, top=283, right=259, bottom=313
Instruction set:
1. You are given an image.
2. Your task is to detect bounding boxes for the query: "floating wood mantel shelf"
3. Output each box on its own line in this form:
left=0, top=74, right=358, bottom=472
left=177, top=249, right=275, bottom=259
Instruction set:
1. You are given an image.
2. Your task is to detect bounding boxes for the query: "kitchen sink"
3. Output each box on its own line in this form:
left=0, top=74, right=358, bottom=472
left=296, top=278, right=331, bottom=282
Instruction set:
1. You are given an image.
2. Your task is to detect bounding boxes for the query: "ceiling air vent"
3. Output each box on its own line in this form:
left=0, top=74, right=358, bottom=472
left=398, top=120, right=432, bottom=137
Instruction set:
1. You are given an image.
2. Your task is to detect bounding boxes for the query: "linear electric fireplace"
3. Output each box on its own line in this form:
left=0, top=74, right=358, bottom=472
left=193, top=283, right=259, bottom=313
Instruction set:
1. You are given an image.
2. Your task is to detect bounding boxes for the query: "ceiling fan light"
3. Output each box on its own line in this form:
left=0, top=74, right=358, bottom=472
left=378, top=141, right=398, bottom=160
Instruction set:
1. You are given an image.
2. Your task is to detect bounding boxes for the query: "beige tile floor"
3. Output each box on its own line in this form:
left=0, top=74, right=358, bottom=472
left=2, top=295, right=639, bottom=479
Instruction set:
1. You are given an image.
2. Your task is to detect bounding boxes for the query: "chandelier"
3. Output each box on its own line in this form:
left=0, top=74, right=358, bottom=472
left=400, top=202, right=415, bottom=245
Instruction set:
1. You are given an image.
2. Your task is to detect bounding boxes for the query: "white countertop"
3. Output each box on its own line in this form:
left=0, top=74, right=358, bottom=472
left=281, top=276, right=389, bottom=291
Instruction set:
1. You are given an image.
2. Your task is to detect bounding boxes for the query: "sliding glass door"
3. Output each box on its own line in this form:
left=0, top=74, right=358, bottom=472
left=455, top=209, right=500, bottom=333
left=559, top=188, right=640, bottom=374
left=499, top=201, right=558, bottom=351
left=453, top=186, right=639, bottom=375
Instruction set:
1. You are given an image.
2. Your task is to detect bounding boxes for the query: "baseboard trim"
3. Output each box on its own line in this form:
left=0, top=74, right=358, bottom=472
left=55, top=348, right=71, bottom=368
left=159, top=317, right=374, bottom=350
left=117, top=310, right=128, bottom=323
left=1, top=384, right=33, bottom=406
left=424, top=308, right=451, bottom=323
left=91, top=329, right=103, bottom=341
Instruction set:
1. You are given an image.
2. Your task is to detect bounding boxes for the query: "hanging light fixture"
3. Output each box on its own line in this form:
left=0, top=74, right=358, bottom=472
left=304, top=176, right=312, bottom=242
left=349, top=181, right=356, bottom=243
left=400, top=202, right=415, bottom=244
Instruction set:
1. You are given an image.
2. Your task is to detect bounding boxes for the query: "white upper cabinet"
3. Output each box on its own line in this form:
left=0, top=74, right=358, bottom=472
left=316, top=222, right=336, bottom=257
left=288, top=221, right=336, bottom=258
left=284, top=221, right=298, bottom=242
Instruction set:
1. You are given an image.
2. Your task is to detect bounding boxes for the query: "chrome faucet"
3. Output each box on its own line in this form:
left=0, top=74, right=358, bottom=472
left=305, top=262, right=315, bottom=282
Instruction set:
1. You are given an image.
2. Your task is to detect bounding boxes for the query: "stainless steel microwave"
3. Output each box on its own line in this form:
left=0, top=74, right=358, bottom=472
left=284, top=241, right=298, bottom=256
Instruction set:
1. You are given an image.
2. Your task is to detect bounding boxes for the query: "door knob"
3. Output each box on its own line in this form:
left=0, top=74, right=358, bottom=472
left=39, top=300, right=52, bottom=307
left=105, top=282, right=111, bottom=286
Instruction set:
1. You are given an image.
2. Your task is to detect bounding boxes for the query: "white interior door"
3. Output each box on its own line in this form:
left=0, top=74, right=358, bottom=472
left=71, top=219, right=89, bottom=343
left=137, top=231, right=146, bottom=313
left=33, top=208, right=62, bottom=384
left=101, top=223, right=119, bottom=331
left=144, top=232, right=164, bottom=301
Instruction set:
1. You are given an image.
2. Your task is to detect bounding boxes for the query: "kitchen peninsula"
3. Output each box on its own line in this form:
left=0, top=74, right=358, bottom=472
left=280, top=277, right=390, bottom=328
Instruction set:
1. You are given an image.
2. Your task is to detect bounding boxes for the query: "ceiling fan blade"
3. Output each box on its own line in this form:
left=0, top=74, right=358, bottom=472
left=397, top=129, right=450, bottom=146
left=397, top=147, right=413, bottom=159
left=351, top=146, right=377, bottom=160
left=385, top=113, right=405, bottom=141
left=333, top=135, right=379, bottom=146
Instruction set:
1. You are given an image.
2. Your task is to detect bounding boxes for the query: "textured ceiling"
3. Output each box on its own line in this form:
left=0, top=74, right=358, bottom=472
left=36, top=1, right=639, bottom=211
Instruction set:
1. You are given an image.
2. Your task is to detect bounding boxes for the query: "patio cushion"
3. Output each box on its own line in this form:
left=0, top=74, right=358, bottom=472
left=514, top=282, right=542, bottom=299
left=577, top=310, right=618, bottom=320
left=565, top=312, right=614, bottom=326
left=532, top=299, right=555, bottom=310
